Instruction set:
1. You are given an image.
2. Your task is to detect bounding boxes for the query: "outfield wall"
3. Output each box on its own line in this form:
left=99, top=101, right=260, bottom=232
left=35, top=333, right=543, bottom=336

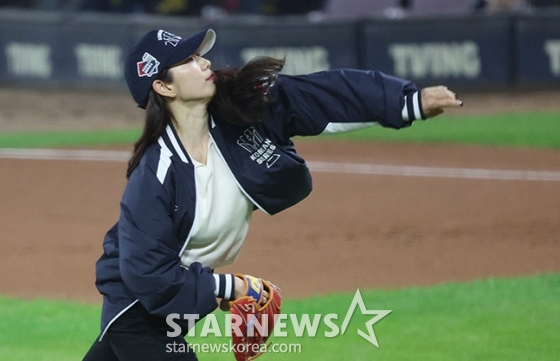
left=0, top=9, right=559, bottom=90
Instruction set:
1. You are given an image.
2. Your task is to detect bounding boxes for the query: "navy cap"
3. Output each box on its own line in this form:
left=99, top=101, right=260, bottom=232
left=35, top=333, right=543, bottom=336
left=124, top=29, right=216, bottom=109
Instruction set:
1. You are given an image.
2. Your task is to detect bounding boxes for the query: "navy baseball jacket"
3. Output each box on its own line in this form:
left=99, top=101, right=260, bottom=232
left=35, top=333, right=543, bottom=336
left=94, top=69, right=423, bottom=338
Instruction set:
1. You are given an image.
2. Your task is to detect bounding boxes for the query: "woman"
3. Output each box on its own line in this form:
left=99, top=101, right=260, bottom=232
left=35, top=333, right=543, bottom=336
left=83, top=28, right=462, bottom=360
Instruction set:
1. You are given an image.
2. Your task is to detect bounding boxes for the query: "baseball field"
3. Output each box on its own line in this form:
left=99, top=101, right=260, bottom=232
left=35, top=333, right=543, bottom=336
left=0, top=87, right=559, bottom=360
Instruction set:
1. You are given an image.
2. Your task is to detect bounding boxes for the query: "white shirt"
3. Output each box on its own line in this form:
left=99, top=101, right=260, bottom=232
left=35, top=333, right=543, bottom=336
left=180, top=137, right=253, bottom=269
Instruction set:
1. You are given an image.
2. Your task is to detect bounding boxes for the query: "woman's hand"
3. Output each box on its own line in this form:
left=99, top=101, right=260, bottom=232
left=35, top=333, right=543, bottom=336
left=233, top=275, right=246, bottom=300
left=219, top=275, right=270, bottom=311
left=421, top=86, right=463, bottom=119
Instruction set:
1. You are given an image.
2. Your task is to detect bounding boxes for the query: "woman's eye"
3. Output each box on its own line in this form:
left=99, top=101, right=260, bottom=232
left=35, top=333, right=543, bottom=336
left=179, top=57, right=193, bottom=65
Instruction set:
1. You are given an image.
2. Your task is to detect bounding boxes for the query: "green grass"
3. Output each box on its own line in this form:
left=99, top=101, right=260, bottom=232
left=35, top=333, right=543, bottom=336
left=0, top=112, right=558, bottom=149
left=0, top=298, right=100, bottom=360
left=1, top=274, right=559, bottom=361
left=313, top=112, right=560, bottom=149
left=0, top=128, right=141, bottom=149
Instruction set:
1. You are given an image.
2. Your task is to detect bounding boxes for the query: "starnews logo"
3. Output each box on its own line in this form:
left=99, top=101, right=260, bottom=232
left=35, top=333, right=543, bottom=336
left=167, top=290, right=392, bottom=348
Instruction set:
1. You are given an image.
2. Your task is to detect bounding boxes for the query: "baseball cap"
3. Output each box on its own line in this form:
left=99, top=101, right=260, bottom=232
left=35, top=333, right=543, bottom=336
left=124, top=28, right=216, bottom=109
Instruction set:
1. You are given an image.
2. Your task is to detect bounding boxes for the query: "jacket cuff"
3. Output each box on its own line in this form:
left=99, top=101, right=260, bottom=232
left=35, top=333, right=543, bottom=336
left=213, top=274, right=235, bottom=300
left=401, top=91, right=426, bottom=121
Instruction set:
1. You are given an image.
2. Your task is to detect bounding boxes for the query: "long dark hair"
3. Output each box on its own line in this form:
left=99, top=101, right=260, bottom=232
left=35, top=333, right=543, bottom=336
left=126, top=68, right=174, bottom=179
left=208, top=56, right=284, bottom=126
left=126, top=56, right=285, bottom=179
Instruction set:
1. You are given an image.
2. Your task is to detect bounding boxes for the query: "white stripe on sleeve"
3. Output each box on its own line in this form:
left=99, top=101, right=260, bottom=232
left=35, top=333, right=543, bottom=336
left=402, top=95, right=410, bottom=121
left=413, top=92, right=422, bottom=121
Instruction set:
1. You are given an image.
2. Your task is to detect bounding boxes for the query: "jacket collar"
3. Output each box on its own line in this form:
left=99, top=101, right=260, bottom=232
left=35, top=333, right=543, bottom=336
left=163, top=116, right=217, bottom=164
left=164, top=123, right=189, bottom=164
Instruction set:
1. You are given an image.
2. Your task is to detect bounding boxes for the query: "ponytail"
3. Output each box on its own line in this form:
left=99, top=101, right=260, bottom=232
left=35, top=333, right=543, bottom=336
left=209, top=56, right=284, bottom=126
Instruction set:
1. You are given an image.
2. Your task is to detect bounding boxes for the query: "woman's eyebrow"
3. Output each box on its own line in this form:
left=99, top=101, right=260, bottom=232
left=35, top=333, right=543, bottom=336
left=174, top=56, right=193, bottom=66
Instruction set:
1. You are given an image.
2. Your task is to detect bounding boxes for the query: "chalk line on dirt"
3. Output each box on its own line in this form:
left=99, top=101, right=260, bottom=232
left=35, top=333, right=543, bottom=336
left=1, top=148, right=559, bottom=182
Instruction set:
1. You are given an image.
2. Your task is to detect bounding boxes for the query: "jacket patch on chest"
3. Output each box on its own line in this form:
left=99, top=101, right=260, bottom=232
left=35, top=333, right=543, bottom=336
left=236, top=127, right=280, bottom=168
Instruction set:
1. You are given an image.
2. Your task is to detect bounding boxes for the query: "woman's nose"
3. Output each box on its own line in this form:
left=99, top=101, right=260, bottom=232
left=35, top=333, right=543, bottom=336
left=200, top=57, right=211, bottom=70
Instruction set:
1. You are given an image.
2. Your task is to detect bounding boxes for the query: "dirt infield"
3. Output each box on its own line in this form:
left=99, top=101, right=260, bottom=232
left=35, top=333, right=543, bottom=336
left=0, top=87, right=559, bottom=303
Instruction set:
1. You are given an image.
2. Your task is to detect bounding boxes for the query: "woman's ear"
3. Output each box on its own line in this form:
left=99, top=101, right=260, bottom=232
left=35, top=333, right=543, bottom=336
left=152, top=79, right=176, bottom=99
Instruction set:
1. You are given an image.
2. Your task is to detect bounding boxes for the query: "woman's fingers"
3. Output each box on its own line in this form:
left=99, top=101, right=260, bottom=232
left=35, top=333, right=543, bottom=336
left=421, top=86, right=463, bottom=118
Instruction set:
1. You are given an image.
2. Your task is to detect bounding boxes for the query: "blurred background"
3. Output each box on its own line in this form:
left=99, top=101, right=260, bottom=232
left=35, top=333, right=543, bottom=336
left=0, top=0, right=559, bottom=91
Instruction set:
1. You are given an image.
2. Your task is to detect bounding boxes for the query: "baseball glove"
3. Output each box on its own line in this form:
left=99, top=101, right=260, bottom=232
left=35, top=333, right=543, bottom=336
left=229, top=274, right=282, bottom=361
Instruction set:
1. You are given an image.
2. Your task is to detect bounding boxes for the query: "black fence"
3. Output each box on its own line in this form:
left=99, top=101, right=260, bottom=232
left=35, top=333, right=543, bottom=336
left=1, top=9, right=559, bottom=90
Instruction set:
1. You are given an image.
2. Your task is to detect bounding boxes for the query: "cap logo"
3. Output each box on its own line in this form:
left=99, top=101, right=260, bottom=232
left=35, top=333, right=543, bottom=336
left=137, top=52, right=160, bottom=78
left=157, top=30, right=181, bottom=47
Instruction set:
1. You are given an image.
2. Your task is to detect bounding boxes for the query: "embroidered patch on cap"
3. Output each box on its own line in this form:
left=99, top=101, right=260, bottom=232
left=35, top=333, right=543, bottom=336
left=157, top=30, right=181, bottom=47
left=137, top=52, right=160, bottom=77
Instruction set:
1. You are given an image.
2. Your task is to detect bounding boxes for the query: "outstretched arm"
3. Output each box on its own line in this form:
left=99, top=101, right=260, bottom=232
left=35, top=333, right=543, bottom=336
left=266, top=70, right=463, bottom=139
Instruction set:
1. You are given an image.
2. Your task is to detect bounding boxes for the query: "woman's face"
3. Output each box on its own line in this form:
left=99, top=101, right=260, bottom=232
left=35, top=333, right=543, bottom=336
left=168, top=55, right=216, bottom=102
